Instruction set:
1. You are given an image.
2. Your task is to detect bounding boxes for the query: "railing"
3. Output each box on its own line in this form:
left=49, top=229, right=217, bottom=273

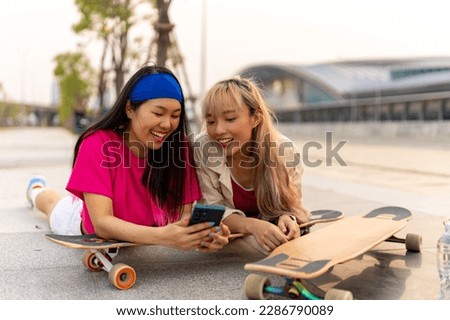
left=275, top=91, right=450, bottom=122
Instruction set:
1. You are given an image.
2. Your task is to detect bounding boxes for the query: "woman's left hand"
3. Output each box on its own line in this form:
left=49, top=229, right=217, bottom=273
left=277, top=214, right=300, bottom=240
left=197, top=222, right=231, bottom=252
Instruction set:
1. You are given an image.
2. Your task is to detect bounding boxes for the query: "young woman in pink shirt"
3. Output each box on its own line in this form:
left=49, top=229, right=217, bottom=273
left=195, top=76, right=309, bottom=253
left=27, top=65, right=229, bottom=252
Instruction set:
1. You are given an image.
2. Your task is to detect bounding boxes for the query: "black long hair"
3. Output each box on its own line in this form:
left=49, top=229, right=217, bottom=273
left=73, top=65, right=194, bottom=218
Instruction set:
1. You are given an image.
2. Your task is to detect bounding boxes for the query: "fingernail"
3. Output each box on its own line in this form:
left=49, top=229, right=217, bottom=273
left=215, top=226, right=221, bottom=232
left=209, top=232, right=215, bottom=238
left=201, top=241, right=207, bottom=247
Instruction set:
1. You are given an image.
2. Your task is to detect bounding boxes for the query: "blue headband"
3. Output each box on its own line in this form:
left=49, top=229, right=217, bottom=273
left=129, top=73, right=183, bottom=102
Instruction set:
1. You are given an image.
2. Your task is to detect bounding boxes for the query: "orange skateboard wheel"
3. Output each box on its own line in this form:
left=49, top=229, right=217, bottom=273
left=82, top=251, right=103, bottom=272
left=108, top=263, right=136, bottom=290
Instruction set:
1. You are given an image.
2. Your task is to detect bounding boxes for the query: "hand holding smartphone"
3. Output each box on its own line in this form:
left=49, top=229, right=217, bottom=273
left=188, top=204, right=225, bottom=226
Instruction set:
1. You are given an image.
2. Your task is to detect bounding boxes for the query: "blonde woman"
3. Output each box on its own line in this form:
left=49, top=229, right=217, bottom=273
left=195, top=76, right=310, bottom=253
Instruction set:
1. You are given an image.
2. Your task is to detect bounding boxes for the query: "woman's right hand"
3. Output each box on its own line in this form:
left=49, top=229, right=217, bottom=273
left=248, top=219, right=289, bottom=252
left=197, top=222, right=231, bottom=253
left=160, top=217, right=222, bottom=251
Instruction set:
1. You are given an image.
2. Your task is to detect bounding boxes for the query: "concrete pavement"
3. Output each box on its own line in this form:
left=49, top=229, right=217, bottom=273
left=0, top=126, right=449, bottom=300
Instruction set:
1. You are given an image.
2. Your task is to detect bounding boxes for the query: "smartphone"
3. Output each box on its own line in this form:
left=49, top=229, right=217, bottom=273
left=188, top=204, right=225, bottom=226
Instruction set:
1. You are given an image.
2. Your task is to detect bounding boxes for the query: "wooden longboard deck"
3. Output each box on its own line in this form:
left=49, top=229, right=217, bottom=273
left=45, top=233, right=137, bottom=250
left=245, top=206, right=412, bottom=280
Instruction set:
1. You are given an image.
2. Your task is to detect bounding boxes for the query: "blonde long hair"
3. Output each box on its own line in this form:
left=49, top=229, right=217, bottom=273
left=203, top=76, right=307, bottom=222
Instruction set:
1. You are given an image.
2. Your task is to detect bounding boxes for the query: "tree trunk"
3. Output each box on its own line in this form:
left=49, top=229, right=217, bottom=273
left=97, top=35, right=108, bottom=115
left=114, top=28, right=128, bottom=97
left=155, top=0, right=172, bottom=66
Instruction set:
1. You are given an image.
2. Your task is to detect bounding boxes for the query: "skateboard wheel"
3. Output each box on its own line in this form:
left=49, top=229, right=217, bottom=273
left=244, top=274, right=271, bottom=300
left=324, top=288, right=353, bottom=300
left=109, top=263, right=136, bottom=290
left=82, top=251, right=103, bottom=272
left=387, top=232, right=422, bottom=252
left=405, top=233, right=422, bottom=252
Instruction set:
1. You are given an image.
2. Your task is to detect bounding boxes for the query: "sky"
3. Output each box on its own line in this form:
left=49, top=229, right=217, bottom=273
left=1, top=0, right=450, bottom=106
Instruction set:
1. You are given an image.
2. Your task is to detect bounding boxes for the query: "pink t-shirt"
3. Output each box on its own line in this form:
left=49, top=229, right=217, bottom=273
left=66, top=130, right=201, bottom=233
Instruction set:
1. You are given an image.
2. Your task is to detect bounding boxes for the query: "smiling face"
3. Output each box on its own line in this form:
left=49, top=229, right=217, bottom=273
left=126, top=98, right=181, bottom=157
left=203, top=78, right=263, bottom=162
left=205, top=103, right=257, bottom=159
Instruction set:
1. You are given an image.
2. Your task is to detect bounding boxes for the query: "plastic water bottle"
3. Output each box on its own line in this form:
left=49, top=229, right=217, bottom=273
left=437, top=221, right=450, bottom=299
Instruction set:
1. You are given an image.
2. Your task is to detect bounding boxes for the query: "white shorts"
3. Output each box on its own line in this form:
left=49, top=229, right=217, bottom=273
left=49, top=195, right=83, bottom=235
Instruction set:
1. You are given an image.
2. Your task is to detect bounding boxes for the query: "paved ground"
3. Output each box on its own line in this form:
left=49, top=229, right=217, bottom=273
left=0, top=126, right=449, bottom=300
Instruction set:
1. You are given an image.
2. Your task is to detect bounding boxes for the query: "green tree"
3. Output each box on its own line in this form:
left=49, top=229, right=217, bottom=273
left=70, top=0, right=189, bottom=116
left=73, top=0, right=150, bottom=114
left=54, top=52, right=94, bottom=130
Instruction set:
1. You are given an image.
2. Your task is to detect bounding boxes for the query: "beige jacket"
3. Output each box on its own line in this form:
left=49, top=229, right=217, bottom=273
left=194, top=131, right=306, bottom=221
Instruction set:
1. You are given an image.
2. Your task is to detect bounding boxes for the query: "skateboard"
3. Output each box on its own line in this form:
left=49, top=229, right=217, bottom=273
left=243, top=206, right=422, bottom=300
left=45, top=233, right=138, bottom=290
left=44, top=209, right=343, bottom=290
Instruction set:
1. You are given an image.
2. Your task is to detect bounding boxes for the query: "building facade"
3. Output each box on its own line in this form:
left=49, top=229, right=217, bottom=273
left=239, top=57, right=450, bottom=122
